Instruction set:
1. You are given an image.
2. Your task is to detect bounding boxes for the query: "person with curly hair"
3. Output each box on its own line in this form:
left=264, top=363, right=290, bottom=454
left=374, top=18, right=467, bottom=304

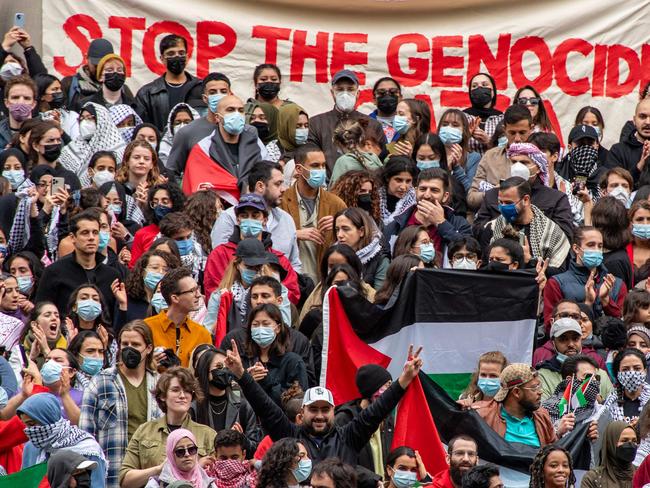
left=258, top=437, right=311, bottom=488
left=129, top=182, right=186, bottom=267
left=330, top=169, right=382, bottom=226
left=125, top=249, right=181, bottom=322
left=528, top=445, right=575, bottom=488
left=184, top=190, right=222, bottom=257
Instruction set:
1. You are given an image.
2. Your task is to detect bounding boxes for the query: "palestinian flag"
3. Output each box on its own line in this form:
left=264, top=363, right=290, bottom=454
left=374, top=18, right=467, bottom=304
left=322, top=268, right=540, bottom=402
left=182, top=132, right=240, bottom=204
left=571, top=376, right=591, bottom=410
left=557, top=376, right=573, bottom=417
left=0, top=462, right=47, bottom=487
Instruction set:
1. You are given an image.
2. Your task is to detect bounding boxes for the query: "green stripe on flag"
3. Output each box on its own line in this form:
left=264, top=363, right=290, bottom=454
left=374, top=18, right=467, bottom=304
left=0, top=462, right=47, bottom=487
left=429, top=373, right=472, bottom=400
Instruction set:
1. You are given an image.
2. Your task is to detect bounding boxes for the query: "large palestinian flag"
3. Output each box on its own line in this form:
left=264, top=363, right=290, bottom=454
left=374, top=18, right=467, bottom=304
left=321, top=269, right=593, bottom=481
left=182, top=131, right=240, bottom=204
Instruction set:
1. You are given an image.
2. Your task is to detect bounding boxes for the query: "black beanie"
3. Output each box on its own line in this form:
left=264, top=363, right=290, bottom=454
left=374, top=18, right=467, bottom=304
left=356, top=364, right=392, bottom=399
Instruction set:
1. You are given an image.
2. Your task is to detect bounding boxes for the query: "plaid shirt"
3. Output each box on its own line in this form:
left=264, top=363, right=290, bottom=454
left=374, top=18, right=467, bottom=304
left=79, top=366, right=161, bottom=488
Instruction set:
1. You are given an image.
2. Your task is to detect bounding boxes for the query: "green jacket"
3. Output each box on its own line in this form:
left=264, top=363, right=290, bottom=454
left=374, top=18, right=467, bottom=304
left=538, top=366, right=613, bottom=403
left=119, top=414, right=216, bottom=485
left=330, top=152, right=383, bottom=186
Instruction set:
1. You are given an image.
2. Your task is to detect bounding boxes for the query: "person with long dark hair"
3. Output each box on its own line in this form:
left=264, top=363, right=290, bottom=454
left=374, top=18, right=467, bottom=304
left=374, top=255, right=423, bottom=306
left=603, top=348, right=650, bottom=423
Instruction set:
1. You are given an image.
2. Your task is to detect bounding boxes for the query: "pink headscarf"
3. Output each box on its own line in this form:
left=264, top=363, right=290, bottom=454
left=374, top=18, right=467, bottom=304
left=166, top=428, right=205, bottom=488
left=506, top=142, right=549, bottom=186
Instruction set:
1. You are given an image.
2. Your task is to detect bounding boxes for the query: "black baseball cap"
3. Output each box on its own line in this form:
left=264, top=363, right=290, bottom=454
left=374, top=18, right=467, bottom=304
left=235, top=193, right=268, bottom=216
left=87, top=38, right=114, bottom=65
left=568, top=124, right=598, bottom=144
left=332, top=69, right=359, bottom=86
left=235, top=238, right=269, bottom=267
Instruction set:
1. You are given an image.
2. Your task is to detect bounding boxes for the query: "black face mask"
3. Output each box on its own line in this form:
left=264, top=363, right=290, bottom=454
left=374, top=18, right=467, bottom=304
left=121, top=346, right=142, bottom=369
left=104, top=72, right=126, bottom=92
left=49, top=92, right=65, bottom=109
left=166, top=56, right=186, bottom=75
left=257, top=82, right=280, bottom=100
left=74, top=471, right=91, bottom=488
left=357, top=193, right=373, bottom=212
left=252, top=121, right=270, bottom=141
left=469, top=87, right=493, bottom=108
left=485, top=261, right=510, bottom=272
left=42, top=143, right=62, bottom=162
left=616, top=442, right=638, bottom=464
left=376, top=94, right=398, bottom=115
left=210, top=368, right=233, bottom=390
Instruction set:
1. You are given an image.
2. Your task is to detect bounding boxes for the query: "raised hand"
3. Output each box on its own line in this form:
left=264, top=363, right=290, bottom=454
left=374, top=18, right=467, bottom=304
left=225, top=340, right=245, bottom=379
left=535, top=258, right=549, bottom=292
left=584, top=269, right=597, bottom=306
left=398, top=344, right=423, bottom=388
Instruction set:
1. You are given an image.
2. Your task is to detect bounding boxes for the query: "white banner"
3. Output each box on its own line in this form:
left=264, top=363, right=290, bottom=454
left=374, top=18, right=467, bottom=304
left=42, top=0, right=650, bottom=148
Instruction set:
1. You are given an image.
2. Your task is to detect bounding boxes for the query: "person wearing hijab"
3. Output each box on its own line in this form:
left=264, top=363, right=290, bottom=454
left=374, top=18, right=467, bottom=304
left=244, top=100, right=278, bottom=146
left=47, top=449, right=98, bottom=488
left=582, top=421, right=637, bottom=488
left=17, top=393, right=107, bottom=487
left=158, top=103, right=200, bottom=167
left=0, top=148, right=28, bottom=192
left=463, top=72, right=503, bottom=156
left=143, top=428, right=214, bottom=488
left=266, top=103, right=309, bottom=164
left=110, top=104, right=144, bottom=144
left=58, top=102, right=126, bottom=187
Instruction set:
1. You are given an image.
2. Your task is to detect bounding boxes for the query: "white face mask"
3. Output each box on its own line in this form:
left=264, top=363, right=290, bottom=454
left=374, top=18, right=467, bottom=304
left=510, top=162, right=531, bottom=180
left=452, top=257, right=478, bottom=270
left=0, top=62, right=22, bottom=81
left=93, top=170, right=115, bottom=187
left=609, top=185, right=630, bottom=207
left=335, top=91, right=357, bottom=112
left=79, top=119, right=97, bottom=141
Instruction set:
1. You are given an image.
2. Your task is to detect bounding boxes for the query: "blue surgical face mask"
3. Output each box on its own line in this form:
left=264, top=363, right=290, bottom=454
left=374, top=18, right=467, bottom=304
left=292, top=458, right=312, bottom=483
left=16, top=275, right=33, bottom=294
left=417, top=160, right=440, bottom=170
left=98, top=230, right=110, bottom=251
left=80, top=355, right=103, bottom=376
left=153, top=205, right=172, bottom=221
left=498, top=202, right=519, bottom=223
left=2, top=169, right=24, bottom=189
left=240, top=219, right=264, bottom=238
left=176, top=238, right=194, bottom=256
left=40, top=359, right=63, bottom=385
left=419, top=242, right=435, bottom=263
left=144, top=271, right=164, bottom=290
left=581, top=249, right=603, bottom=269
left=109, top=203, right=122, bottom=216
left=251, top=326, right=277, bottom=348
left=240, top=268, right=257, bottom=286
left=392, top=469, right=417, bottom=488
left=208, top=93, right=225, bottom=113
left=556, top=352, right=568, bottom=363
left=76, top=299, right=102, bottom=321
left=498, top=136, right=508, bottom=148
left=438, top=126, right=463, bottom=145
left=305, top=167, right=327, bottom=189
left=392, top=115, right=410, bottom=135
left=222, top=112, right=245, bottom=135
left=633, top=224, right=650, bottom=240
left=477, top=377, right=501, bottom=397
left=151, top=292, right=168, bottom=313
left=295, top=128, right=309, bottom=145
left=594, top=126, right=602, bottom=139
left=0, top=244, right=7, bottom=259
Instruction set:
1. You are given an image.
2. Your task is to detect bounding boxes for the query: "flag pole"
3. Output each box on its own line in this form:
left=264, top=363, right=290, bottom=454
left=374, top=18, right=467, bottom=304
left=567, top=375, right=574, bottom=414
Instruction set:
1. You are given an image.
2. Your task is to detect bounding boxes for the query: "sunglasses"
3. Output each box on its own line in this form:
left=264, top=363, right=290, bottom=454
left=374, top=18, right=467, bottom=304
left=174, top=445, right=198, bottom=458
left=517, top=97, right=540, bottom=106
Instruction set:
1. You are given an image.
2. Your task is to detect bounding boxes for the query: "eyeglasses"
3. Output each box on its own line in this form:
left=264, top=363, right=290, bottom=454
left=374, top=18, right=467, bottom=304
left=519, top=384, right=543, bottom=392
left=516, top=97, right=540, bottom=106
left=451, top=450, right=478, bottom=458
left=554, top=312, right=581, bottom=321
left=177, top=286, right=200, bottom=296
left=174, top=445, right=198, bottom=458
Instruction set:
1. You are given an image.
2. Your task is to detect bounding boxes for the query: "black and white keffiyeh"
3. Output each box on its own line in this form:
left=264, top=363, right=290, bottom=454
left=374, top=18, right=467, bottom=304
left=567, top=145, right=599, bottom=178
left=109, top=104, right=143, bottom=144
left=25, top=417, right=93, bottom=451
left=379, top=186, right=416, bottom=226
left=7, top=179, right=35, bottom=255
left=59, top=102, right=126, bottom=186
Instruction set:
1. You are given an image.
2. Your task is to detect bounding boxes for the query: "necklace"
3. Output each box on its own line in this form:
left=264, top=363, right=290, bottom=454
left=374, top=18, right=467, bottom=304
left=209, top=398, right=227, bottom=415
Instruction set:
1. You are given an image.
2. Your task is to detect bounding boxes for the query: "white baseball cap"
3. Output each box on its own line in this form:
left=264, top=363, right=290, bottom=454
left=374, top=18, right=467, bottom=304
left=550, top=318, right=582, bottom=338
left=302, top=387, right=334, bottom=406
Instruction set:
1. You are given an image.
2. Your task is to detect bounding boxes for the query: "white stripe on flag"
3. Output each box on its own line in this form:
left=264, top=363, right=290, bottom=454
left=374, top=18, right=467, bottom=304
left=369, top=320, right=536, bottom=378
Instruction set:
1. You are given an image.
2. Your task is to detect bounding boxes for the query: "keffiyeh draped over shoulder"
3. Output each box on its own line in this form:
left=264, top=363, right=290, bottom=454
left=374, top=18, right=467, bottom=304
left=59, top=102, right=126, bottom=187
left=110, top=104, right=143, bottom=144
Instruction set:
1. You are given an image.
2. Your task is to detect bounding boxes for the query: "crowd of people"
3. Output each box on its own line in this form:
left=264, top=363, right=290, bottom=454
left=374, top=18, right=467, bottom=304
left=2, top=21, right=650, bottom=488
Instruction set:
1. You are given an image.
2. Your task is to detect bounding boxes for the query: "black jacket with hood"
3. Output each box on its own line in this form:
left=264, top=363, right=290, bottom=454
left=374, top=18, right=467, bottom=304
left=606, top=129, right=646, bottom=185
